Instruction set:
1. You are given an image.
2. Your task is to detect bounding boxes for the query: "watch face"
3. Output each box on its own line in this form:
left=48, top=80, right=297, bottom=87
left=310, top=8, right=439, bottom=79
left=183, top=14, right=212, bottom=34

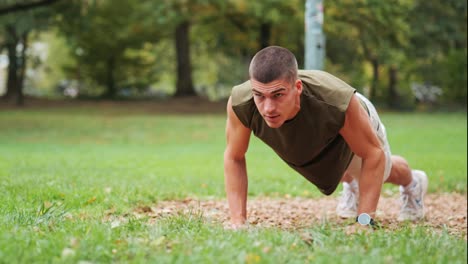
left=357, top=213, right=371, bottom=225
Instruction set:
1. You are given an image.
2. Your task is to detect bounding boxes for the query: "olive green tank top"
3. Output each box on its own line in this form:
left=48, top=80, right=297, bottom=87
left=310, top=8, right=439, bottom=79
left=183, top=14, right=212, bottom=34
left=231, top=70, right=356, bottom=195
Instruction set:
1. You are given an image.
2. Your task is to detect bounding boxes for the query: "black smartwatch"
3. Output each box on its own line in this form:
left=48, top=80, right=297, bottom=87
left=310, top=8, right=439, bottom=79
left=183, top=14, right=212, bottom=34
left=356, top=213, right=379, bottom=228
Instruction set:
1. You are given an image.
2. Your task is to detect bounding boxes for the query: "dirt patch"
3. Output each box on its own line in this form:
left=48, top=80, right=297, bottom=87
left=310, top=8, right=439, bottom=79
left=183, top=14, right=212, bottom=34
left=133, top=194, right=467, bottom=239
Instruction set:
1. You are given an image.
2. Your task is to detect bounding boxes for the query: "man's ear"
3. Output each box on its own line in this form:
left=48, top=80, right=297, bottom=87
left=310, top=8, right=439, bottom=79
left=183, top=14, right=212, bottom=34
left=295, top=79, right=303, bottom=95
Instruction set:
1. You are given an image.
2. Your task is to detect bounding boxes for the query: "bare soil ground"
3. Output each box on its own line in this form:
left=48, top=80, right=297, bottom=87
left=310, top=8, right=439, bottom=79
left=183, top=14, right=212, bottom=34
left=134, top=194, right=467, bottom=239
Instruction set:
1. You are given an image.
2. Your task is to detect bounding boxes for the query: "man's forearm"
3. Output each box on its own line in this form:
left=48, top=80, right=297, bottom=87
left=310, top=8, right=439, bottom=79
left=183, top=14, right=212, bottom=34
left=224, top=156, right=248, bottom=225
left=358, top=150, right=386, bottom=218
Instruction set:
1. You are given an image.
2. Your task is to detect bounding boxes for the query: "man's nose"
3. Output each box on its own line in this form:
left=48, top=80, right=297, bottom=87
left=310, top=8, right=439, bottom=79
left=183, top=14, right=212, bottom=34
left=264, top=99, right=276, bottom=114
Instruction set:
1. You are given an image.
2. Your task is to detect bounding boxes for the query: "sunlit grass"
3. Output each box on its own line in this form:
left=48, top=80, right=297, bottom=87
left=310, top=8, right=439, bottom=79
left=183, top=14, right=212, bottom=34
left=0, top=108, right=466, bottom=263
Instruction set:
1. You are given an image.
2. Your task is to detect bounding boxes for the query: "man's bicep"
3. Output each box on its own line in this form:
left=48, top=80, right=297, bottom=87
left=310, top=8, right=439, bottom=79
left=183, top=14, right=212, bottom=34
left=225, top=97, right=251, bottom=160
left=339, top=95, right=382, bottom=159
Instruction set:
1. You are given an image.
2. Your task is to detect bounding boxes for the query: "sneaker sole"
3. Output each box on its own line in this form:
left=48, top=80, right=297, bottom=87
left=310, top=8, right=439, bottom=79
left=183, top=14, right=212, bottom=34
left=337, top=210, right=358, bottom=219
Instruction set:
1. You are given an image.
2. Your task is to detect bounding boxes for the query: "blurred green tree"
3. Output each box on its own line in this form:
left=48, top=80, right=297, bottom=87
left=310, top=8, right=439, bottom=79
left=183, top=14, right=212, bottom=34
left=404, top=0, right=467, bottom=106
left=194, top=0, right=305, bottom=87
left=1, top=0, right=464, bottom=107
left=0, top=0, right=61, bottom=105
left=142, top=0, right=230, bottom=97
left=0, top=0, right=60, bottom=15
left=56, top=0, right=162, bottom=98
left=325, top=0, right=411, bottom=106
left=325, top=0, right=466, bottom=108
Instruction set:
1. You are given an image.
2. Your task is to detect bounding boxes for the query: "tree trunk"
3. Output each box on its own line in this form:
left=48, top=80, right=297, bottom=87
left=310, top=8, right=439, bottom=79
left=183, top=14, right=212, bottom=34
left=16, top=31, right=29, bottom=106
left=387, top=65, right=399, bottom=108
left=359, top=36, right=378, bottom=100
left=297, top=39, right=305, bottom=69
left=369, top=57, right=379, bottom=100
left=103, top=56, right=116, bottom=98
left=4, top=41, right=18, bottom=100
left=259, top=22, right=271, bottom=50
left=174, top=20, right=195, bottom=97
left=3, top=25, right=18, bottom=101
left=241, top=48, right=251, bottom=79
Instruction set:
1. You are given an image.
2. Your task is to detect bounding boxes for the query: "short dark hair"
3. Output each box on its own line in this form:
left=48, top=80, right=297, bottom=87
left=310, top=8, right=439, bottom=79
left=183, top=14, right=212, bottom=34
left=249, top=46, right=298, bottom=84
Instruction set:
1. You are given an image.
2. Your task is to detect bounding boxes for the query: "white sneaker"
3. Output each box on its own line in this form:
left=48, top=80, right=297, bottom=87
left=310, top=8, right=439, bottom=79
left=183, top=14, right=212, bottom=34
left=398, top=170, right=428, bottom=221
left=336, top=180, right=359, bottom=218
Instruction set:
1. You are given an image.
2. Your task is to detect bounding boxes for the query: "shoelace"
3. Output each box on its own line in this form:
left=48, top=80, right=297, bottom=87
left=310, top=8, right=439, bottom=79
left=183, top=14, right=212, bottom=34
left=400, top=191, right=411, bottom=210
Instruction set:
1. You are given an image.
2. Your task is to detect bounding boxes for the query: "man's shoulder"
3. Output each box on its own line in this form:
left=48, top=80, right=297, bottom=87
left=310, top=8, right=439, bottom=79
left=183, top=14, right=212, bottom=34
left=298, top=70, right=346, bottom=86
left=298, top=70, right=356, bottom=112
left=231, top=80, right=253, bottom=106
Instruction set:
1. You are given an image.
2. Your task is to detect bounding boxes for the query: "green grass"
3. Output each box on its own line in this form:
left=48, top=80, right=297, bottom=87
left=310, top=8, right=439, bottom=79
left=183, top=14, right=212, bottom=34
left=0, top=107, right=466, bottom=263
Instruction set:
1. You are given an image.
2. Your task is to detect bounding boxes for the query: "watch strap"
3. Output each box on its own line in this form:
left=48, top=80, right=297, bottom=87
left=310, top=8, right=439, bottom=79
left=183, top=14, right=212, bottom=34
left=355, top=214, right=380, bottom=229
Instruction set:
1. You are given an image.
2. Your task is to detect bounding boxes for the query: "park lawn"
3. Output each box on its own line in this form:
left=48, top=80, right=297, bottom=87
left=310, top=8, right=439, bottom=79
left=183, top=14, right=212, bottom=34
left=0, top=107, right=466, bottom=263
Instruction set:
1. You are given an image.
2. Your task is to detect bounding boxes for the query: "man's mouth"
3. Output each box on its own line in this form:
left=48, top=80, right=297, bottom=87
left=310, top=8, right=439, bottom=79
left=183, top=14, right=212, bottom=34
left=264, top=115, right=280, bottom=122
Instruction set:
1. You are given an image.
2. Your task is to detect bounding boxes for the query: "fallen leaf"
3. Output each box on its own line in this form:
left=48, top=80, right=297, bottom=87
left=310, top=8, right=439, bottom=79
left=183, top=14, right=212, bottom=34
left=150, top=236, right=166, bottom=247
left=86, top=197, right=97, bottom=205
left=111, top=220, right=121, bottom=229
left=245, top=253, right=261, bottom=264
left=61, top=248, right=76, bottom=258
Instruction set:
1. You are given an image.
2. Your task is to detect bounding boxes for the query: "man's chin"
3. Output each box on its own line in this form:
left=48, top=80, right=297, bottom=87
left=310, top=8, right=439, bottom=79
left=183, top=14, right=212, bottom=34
left=265, top=120, right=284, bottom=128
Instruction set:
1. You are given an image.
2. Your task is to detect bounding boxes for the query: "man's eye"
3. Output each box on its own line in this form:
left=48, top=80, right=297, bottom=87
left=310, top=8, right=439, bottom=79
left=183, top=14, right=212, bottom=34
left=274, top=93, right=283, bottom=98
left=254, top=94, right=264, bottom=98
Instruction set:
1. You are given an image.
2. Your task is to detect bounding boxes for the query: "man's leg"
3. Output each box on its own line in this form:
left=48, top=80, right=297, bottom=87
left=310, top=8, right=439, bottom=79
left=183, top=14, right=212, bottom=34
left=386, top=155, right=428, bottom=221
left=385, top=155, right=411, bottom=185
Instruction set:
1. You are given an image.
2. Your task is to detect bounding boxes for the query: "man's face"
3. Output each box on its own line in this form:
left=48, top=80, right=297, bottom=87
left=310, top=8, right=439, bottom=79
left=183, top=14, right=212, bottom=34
left=251, top=78, right=303, bottom=128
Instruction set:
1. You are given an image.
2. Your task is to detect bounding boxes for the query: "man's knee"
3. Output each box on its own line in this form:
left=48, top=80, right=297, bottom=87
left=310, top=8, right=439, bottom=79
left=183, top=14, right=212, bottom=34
left=391, top=155, right=409, bottom=169
left=389, top=155, right=411, bottom=178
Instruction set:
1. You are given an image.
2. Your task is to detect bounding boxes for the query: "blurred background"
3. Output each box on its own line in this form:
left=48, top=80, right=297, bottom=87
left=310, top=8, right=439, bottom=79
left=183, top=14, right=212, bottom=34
left=0, top=0, right=466, bottom=110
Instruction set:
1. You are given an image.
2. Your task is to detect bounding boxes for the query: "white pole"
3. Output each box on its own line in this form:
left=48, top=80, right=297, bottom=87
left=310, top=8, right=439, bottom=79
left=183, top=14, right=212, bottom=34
left=305, top=0, right=325, bottom=70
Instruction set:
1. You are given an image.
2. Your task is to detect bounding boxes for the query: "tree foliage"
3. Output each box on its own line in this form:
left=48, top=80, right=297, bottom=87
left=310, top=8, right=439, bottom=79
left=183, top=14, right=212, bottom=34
left=0, top=0, right=59, bottom=104
left=0, top=0, right=60, bottom=15
left=55, top=0, right=163, bottom=98
left=1, top=0, right=465, bottom=107
left=325, top=0, right=412, bottom=104
left=404, top=0, right=467, bottom=105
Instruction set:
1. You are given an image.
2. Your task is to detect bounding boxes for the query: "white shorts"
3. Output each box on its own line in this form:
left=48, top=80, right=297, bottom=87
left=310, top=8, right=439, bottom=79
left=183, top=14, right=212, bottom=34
left=346, top=93, right=392, bottom=182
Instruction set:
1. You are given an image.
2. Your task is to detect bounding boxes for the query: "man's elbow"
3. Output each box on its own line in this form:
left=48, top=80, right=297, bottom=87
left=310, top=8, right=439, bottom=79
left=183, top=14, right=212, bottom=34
left=224, top=149, right=246, bottom=165
left=366, top=147, right=385, bottom=165
left=359, top=145, right=385, bottom=163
